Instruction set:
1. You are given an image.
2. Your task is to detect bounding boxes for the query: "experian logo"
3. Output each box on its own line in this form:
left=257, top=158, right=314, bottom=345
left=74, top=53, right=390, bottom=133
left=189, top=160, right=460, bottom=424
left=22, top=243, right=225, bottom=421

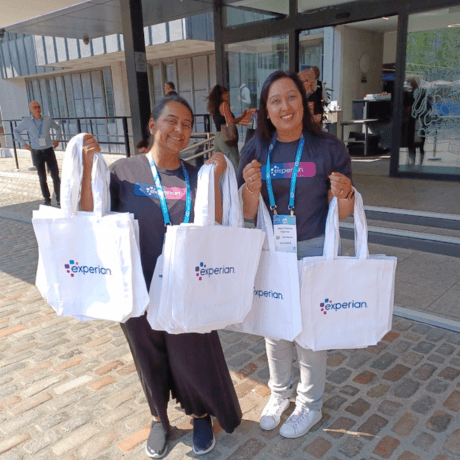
left=195, top=261, right=235, bottom=281
left=64, top=260, right=112, bottom=278
left=254, top=288, right=284, bottom=300
left=320, top=298, right=368, bottom=315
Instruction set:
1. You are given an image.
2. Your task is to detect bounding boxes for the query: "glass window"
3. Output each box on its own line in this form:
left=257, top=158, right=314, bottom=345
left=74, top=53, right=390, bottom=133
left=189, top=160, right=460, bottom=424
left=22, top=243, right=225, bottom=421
left=48, top=78, right=60, bottom=117
left=39, top=79, right=51, bottom=116
left=225, top=35, right=289, bottom=142
left=398, top=8, right=460, bottom=175
left=224, top=5, right=285, bottom=27
left=153, top=66, right=163, bottom=103
left=298, top=0, right=356, bottom=14
left=103, top=70, right=115, bottom=117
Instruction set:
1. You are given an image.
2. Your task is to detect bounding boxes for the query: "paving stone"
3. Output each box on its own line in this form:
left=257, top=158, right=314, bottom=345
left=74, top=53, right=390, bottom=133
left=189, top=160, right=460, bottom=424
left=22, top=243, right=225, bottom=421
left=269, top=436, right=304, bottom=458
left=412, top=431, right=436, bottom=451
left=22, top=429, right=61, bottom=454
left=446, top=332, right=460, bottom=345
left=382, top=331, right=400, bottom=342
left=323, top=395, right=347, bottom=411
left=62, top=413, right=92, bottom=433
left=248, top=340, right=266, bottom=355
left=436, top=343, right=456, bottom=356
left=223, top=342, right=251, bottom=358
left=227, top=353, right=252, bottom=368
left=309, top=412, right=331, bottom=433
left=367, top=384, right=389, bottom=398
left=357, top=414, right=388, bottom=440
left=116, top=424, right=150, bottom=453
left=393, top=319, right=413, bottom=332
left=345, top=398, right=370, bottom=417
left=370, top=353, right=397, bottom=370
left=231, top=438, right=266, bottom=459
left=0, top=433, right=30, bottom=455
left=393, top=379, right=420, bottom=399
left=392, top=412, right=418, bottom=437
left=444, top=428, right=460, bottom=455
left=397, top=452, right=421, bottom=460
left=443, top=390, right=460, bottom=412
left=367, top=341, right=388, bottom=355
left=303, top=436, right=332, bottom=459
left=426, top=328, right=446, bottom=342
left=257, top=367, right=270, bottom=380
left=413, top=363, right=437, bottom=381
left=8, top=392, right=52, bottom=416
left=411, top=395, right=436, bottom=414
left=450, top=357, right=460, bottom=367
left=79, top=429, right=120, bottom=459
left=377, top=400, right=403, bottom=416
left=347, top=353, right=372, bottom=369
left=382, top=364, right=411, bottom=382
left=410, top=324, right=431, bottom=335
left=425, top=410, right=453, bottom=433
left=337, top=437, right=363, bottom=458
left=326, top=368, right=352, bottom=384
left=353, top=371, right=376, bottom=385
left=327, top=352, right=347, bottom=367
left=402, top=352, right=424, bottom=366
left=324, top=383, right=335, bottom=394
left=325, top=417, right=356, bottom=439
left=439, top=366, right=460, bottom=381
left=426, top=378, right=449, bottom=394
left=340, top=385, right=360, bottom=397
left=404, top=332, right=421, bottom=342
left=373, top=436, right=401, bottom=458
left=392, top=340, right=412, bottom=354
left=412, top=341, right=436, bottom=354
left=36, top=411, right=71, bottom=432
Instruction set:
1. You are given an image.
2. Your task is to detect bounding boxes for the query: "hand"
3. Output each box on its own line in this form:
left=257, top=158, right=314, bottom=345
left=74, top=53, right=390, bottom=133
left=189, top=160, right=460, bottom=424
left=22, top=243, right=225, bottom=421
left=241, top=108, right=249, bottom=117
left=243, top=159, right=262, bottom=194
left=53, top=140, right=59, bottom=148
left=82, top=134, right=101, bottom=171
left=24, top=144, right=32, bottom=151
left=329, top=172, right=352, bottom=199
left=205, top=152, right=227, bottom=180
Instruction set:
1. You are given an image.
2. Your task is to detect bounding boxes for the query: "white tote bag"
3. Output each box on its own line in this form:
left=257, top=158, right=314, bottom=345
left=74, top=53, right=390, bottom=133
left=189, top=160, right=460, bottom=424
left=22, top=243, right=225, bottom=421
left=296, top=188, right=397, bottom=351
left=33, top=133, right=149, bottom=322
left=148, top=158, right=265, bottom=333
left=226, top=193, right=302, bottom=341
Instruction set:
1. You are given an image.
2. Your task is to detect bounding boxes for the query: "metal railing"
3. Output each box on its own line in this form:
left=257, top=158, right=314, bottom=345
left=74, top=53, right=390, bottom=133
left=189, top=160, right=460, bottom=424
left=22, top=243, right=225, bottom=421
left=0, top=113, right=213, bottom=170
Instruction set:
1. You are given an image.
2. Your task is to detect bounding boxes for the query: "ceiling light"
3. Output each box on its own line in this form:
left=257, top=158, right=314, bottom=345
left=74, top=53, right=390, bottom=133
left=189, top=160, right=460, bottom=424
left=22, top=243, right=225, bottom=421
left=448, top=23, right=460, bottom=27
left=382, top=17, right=389, bottom=20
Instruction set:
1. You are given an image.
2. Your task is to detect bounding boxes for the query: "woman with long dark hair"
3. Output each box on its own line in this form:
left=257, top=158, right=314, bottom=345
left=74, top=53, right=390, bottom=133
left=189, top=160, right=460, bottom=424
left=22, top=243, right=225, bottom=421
left=207, top=84, right=250, bottom=171
left=238, top=71, right=354, bottom=439
left=81, top=95, right=242, bottom=458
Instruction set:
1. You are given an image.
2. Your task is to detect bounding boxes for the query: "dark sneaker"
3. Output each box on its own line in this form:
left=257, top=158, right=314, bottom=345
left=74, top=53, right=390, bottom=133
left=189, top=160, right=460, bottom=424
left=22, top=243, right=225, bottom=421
left=145, top=421, right=168, bottom=458
left=44, top=200, right=51, bottom=206
left=193, top=415, right=215, bottom=456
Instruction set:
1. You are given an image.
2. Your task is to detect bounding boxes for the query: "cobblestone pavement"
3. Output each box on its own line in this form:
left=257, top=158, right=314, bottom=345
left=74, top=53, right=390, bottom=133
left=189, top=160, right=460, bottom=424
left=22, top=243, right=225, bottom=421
left=1, top=218, right=460, bottom=460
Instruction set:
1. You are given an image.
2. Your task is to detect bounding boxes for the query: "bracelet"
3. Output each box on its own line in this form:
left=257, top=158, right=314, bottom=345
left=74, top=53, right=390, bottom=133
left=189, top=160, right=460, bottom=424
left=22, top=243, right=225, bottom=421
left=245, top=183, right=258, bottom=195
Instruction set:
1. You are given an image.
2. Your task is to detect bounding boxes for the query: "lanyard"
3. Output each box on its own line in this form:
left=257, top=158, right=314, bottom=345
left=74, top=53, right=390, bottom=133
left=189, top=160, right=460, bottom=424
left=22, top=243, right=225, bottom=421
left=147, top=153, right=192, bottom=225
left=33, top=118, right=43, bottom=136
left=265, top=132, right=305, bottom=217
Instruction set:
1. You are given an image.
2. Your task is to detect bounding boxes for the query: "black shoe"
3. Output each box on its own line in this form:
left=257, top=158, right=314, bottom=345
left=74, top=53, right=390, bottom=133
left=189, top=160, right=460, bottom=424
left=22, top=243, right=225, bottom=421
left=44, top=200, right=51, bottom=206
left=145, top=421, right=168, bottom=459
left=193, top=415, right=215, bottom=456
left=56, top=201, right=61, bottom=208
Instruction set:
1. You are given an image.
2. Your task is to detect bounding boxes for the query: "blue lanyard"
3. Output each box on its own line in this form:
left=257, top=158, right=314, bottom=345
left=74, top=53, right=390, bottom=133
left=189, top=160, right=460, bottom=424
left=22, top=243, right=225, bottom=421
left=33, top=118, right=43, bottom=136
left=265, top=132, right=305, bottom=216
left=148, top=154, right=192, bottom=225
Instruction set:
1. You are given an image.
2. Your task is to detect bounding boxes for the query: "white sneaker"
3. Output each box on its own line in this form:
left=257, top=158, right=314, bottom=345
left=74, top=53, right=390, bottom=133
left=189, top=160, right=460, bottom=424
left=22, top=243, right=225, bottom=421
left=279, top=405, right=322, bottom=438
left=259, top=395, right=291, bottom=431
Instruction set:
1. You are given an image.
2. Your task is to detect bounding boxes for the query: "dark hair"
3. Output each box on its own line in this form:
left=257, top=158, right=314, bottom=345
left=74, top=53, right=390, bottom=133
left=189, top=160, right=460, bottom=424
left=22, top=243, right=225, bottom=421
left=165, top=81, right=175, bottom=90
left=256, top=70, right=323, bottom=143
left=150, top=95, right=194, bottom=128
left=136, top=138, right=150, bottom=150
left=207, top=85, right=228, bottom=116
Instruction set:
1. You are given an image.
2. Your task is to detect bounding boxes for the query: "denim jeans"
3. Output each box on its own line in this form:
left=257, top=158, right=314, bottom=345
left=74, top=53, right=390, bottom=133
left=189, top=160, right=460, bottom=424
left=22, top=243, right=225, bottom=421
left=264, top=236, right=328, bottom=411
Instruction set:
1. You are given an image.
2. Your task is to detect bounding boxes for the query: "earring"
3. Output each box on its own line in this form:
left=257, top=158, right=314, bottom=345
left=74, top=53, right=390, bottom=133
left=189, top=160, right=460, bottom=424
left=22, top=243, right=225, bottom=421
left=267, top=115, right=269, bottom=119
left=150, top=130, right=153, bottom=134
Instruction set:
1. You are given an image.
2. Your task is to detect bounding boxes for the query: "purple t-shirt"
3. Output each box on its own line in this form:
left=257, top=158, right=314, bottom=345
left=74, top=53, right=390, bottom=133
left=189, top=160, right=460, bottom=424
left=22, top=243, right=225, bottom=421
left=110, top=154, right=198, bottom=288
left=237, top=132, right=352, bottom=241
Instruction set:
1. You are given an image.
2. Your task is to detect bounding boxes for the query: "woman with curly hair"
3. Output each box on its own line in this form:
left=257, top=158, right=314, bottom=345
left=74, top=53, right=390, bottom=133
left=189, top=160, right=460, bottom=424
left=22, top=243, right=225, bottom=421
left=207, top=84, right=250, bottom=171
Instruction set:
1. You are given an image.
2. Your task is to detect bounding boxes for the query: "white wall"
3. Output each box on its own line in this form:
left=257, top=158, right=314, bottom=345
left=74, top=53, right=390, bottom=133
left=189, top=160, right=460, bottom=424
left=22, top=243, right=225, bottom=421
left=340, top=26, right=384, bottom=138
left=383, top=31, right=397, bottom=63
left=0, top=77, right=30, bottom=147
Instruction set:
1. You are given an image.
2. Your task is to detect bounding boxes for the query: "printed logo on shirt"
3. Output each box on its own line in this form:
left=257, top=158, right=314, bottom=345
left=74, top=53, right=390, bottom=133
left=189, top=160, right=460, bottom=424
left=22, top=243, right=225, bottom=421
left=320, top=298, right=368, bottom=315
left=195, top=261, right=235, bottom=281
left=253, top=288, right=284, bottom=300
left=64, top=260, right=112, bottom=278
left=261, top=162, right=316, bottom=179
left=134, top=183, right=187, bottom=200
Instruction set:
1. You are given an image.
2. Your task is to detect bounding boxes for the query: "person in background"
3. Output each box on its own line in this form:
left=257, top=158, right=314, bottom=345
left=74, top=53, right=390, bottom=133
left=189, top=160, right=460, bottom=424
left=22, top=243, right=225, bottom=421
left=207, top=84, right=250, bottom=171
left=312, top=66, right=327, bottom=115
left=238, top=70, right=353, bottom=440
left=297, top=69, right=322, bottom=124
left=137, top=138, right=150, bottom=154
left=13, top=101, right=62, bottom=206
left=164, top=82, right=178, bottom=96
left=239, top=83, right=251, bottom=110
left=81, top=95, right=241, bottom=459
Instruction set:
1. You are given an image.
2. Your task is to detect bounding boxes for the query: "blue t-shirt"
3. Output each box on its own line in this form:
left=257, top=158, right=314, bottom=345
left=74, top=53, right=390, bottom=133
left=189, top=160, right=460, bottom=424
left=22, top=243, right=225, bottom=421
left=237, top=131, right=352, bottom=242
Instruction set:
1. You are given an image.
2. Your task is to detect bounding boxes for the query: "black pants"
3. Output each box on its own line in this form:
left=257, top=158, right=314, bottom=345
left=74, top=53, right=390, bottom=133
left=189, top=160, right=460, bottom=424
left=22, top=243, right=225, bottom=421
left=32, top=147, right=60, bottom=203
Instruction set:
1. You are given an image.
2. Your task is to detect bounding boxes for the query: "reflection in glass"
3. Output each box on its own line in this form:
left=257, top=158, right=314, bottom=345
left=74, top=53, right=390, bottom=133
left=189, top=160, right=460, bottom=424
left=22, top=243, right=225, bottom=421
left=400, top=9, right=460, bottom=174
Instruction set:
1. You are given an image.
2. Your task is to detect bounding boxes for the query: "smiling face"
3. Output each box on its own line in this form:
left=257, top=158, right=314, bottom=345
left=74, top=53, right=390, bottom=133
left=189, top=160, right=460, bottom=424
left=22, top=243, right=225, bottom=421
left=149, top=101, right=193, bottom=156
left=266, top=77, right=304, bottom=135
left=29, top=101, right=42, bottom=120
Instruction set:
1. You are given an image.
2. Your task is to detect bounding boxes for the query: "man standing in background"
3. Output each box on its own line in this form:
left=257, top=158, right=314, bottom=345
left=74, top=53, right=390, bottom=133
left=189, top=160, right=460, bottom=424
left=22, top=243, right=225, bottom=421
left=164, top=82, right=178, bottom=96
left=13, top=101, right=62, bottom=206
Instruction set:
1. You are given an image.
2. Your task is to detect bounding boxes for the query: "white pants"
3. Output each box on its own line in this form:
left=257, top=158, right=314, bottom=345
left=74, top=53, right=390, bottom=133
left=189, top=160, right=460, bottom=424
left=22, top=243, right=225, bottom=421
left=265, top=236, right=329, bottom=411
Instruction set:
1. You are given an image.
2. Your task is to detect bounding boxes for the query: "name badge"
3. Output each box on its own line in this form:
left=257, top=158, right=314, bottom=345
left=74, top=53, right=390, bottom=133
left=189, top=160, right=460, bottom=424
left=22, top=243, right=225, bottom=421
left=38, top=138, right=46, bottom=147
left=273, top=215, right=297, bottom=253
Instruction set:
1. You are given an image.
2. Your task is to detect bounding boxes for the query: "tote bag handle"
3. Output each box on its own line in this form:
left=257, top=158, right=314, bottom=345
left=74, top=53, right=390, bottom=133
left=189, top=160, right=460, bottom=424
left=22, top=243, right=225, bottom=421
left=324, top=187, right=369, bottom=260
left=256, top=194, right=276, bottom=252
